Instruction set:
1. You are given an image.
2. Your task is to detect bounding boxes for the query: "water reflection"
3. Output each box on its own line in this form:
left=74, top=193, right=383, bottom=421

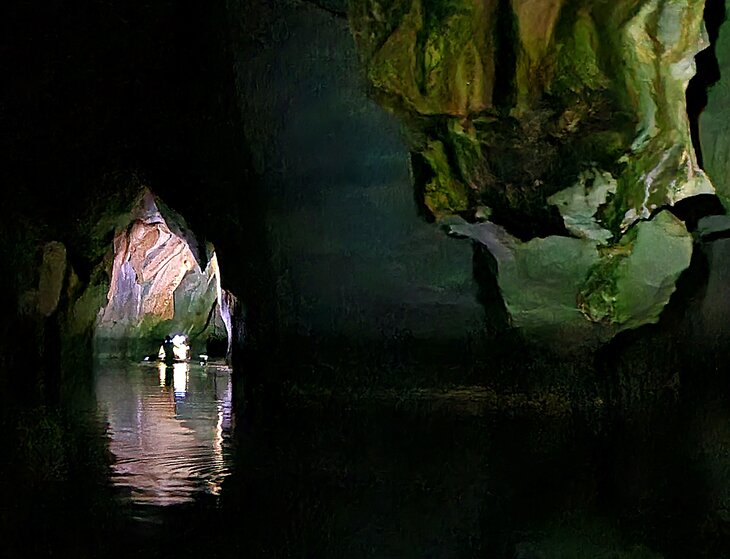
left=172, top=362, right=187, bottom=397
left=95, top=360, right=233, bottom=506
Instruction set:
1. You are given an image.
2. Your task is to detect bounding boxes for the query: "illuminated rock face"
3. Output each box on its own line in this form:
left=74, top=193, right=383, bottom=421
left=446, top=210, right=692, bottom=342
left=97, top=189, right=224, bottom=350
left=349, top=0, right=711, bottom=337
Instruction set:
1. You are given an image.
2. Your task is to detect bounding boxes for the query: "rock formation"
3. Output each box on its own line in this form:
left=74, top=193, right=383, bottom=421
left=348, top=0, right=715, bottom=338
left=96, top=188, right=230, bottom=356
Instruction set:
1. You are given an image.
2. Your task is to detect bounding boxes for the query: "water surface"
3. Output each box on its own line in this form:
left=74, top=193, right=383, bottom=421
left=95, top=359, right=233, bottom=507
left=5, top=361, right=730, bottom=558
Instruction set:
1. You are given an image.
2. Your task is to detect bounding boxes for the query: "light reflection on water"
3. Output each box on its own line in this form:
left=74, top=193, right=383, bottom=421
left=95, top=359, right=233, bottom=506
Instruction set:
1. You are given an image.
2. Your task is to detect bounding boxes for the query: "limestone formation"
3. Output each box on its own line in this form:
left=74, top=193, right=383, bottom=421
left=445, top=210, right=692, bottom=338
left=96, top=189, right=223, bottom=348
left=349, top=0, right=712, bottom=336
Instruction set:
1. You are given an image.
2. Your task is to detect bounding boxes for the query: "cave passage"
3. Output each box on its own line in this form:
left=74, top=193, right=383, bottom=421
left=89, top=189, right=237, bottom=506
left=94, top=189, right=233, bottom=362
left=10, top=1, right=730, bottom=556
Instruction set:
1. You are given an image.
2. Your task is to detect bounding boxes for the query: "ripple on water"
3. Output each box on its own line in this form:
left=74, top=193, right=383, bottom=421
left=94, top=360, right=234, bottom=507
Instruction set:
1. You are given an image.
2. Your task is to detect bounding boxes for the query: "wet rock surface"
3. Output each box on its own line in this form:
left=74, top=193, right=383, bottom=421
left=348, top=0, right=714, bottom=338
left=96, top=189, right=222, bottom=353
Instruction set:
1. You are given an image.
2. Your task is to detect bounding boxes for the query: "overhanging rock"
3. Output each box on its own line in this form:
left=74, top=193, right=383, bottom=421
left=445, top=210, right=692, bottom=342
left=348, top=0, right=709, bottom=345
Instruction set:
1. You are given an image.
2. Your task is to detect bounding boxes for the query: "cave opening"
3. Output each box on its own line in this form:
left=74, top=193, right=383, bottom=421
left=94, top=188, right=234, bottom=364
left=87, top=187, right=239, bottom=507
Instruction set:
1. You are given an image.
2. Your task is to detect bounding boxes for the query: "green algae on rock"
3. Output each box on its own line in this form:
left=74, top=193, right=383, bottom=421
left=420, top=138, right=471, bottom=216
left=349, top=0, right=496, bottom=117
left=578, top=211, right=692, bottom=328
left=609, top=211, right=693, bottom=328
left=349, top=0, right=712, bottom=336
left=349, top=0, right=712, bottom=229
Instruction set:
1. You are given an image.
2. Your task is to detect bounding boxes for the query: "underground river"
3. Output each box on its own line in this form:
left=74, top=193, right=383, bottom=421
left=3, top=358, right=730, bottom=558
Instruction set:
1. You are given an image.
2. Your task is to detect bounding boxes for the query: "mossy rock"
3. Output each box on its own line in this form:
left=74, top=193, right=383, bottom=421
left=578, top=211, right=692, bottom=329
left=421, top=138, right=470, bottom=215
left=350, top=0, right=709, bottom=339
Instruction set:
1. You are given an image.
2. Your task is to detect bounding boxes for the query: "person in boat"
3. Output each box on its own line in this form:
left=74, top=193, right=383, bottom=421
left=161, top=335, right=176, bottom=365
left=143, top=334, right=190, bottom=363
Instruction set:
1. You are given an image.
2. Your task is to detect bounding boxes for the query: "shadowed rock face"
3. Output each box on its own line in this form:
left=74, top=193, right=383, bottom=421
left=225, top=0, right=486, bottom=341
left=38, top=242, right=69, bottom=318
left=348, top=0, right=713, bottom=338
left=701, top=1, right=730, bottom=209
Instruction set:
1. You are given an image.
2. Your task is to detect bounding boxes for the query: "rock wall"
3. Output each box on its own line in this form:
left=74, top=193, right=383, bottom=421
left=11, top=239, right=107, bottom=402
left=96, top=189, right=224, bottom=357
left=226, top=0, right=486, bottom=341
left=348, top=0, right=714, bottom=339
left=701, top=0, right=730, bottom=208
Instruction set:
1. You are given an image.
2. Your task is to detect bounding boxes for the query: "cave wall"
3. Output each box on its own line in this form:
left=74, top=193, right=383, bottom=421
left=5, top=0, right=730, bottom=399
left=701, top=0, right=730, bottom=208
left=95, top=189, right=226, bottom=358
left=348, top=0, right=712, bottom=226
left=226, top=0, right=485, bottom=343
left=694, top=2, right=730, bottom=350
left=344, top=0, right=715, bottom=341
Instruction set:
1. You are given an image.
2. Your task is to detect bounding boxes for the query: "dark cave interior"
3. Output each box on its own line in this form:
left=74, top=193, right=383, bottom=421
left=5, top=1, right=730, bottom=558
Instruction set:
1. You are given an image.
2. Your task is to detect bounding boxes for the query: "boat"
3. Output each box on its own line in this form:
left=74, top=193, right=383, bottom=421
left=142, top=334, right=191, bottom=363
